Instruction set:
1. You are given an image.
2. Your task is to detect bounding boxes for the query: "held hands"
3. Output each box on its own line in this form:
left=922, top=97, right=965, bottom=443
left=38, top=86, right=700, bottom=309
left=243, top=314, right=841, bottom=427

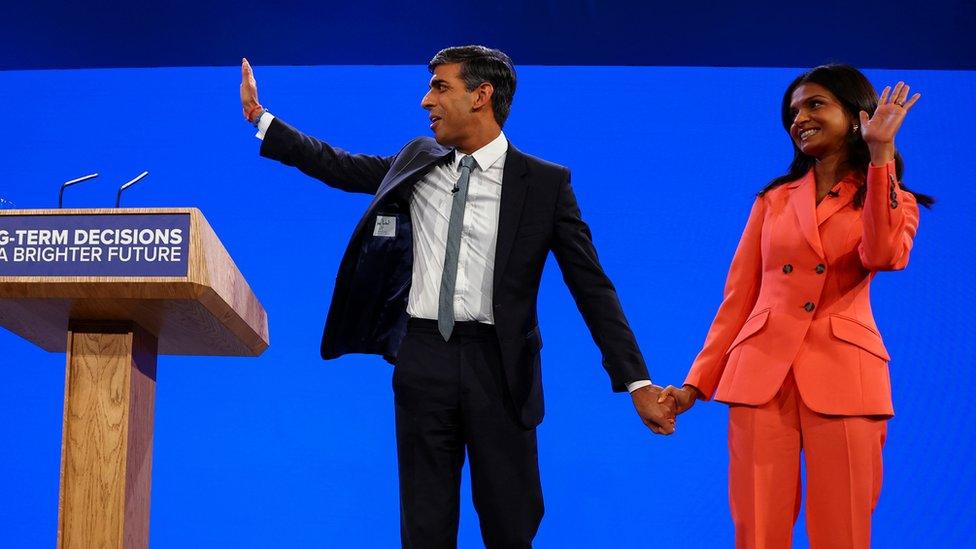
left=240, top=58, right=262, bottom=122
left=631, top=385, right=677, bottom=435
left=859, top=81, right=921, bottom=165
left=657, top=384, right=700, bottom=416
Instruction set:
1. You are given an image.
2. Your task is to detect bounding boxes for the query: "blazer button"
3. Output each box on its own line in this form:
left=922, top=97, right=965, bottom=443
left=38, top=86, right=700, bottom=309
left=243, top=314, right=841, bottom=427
left=804, top=302, right=815, bottom=312
left=815, top=264, right=825, bottom=274
left=783, top=264, right=793, bottom=274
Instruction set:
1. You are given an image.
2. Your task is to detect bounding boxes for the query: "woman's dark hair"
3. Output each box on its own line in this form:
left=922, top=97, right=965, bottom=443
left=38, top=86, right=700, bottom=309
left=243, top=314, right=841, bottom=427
left=429, top=45, right=517, bottom=127
left=760, top=64, right=934, bottom=208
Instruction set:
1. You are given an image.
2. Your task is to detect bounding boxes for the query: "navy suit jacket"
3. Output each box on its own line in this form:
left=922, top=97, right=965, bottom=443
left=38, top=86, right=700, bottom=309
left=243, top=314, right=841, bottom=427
left=261, top=117, right=649, bottom=428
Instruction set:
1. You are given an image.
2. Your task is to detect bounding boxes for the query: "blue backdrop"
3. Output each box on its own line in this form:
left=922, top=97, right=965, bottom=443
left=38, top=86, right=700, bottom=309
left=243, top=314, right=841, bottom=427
left=0, top=64, right=973, bottom=547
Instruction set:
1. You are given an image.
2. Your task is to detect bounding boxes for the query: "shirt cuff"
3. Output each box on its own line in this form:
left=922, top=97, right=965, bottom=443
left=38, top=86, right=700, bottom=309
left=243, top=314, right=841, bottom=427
left=254, top=111, right=275, bottom=140
left=626, top=379, right=652, bottom=393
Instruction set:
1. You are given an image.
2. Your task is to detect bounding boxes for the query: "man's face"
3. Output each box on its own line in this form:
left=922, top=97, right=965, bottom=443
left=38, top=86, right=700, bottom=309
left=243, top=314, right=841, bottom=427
left=421, top=63, right=477, bottom=147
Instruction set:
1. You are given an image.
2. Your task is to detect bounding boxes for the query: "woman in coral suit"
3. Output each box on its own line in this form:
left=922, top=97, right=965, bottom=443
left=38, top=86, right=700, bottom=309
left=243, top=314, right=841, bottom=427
left=661, top=64, right=933, bottom=548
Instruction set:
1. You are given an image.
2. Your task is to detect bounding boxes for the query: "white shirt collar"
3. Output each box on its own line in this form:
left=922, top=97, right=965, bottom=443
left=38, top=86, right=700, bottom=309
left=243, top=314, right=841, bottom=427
left=453, top=131, right=507, bottom=171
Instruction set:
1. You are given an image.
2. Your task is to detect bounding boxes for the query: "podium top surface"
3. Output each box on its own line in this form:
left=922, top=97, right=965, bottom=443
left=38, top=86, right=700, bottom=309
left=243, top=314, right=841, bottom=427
left=0, top=208, right=269, bottom=356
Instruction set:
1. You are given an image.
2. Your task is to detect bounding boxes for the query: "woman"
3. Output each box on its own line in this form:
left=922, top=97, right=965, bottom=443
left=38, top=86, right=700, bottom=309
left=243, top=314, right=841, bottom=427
left=660, top=65, right=933, bottom=548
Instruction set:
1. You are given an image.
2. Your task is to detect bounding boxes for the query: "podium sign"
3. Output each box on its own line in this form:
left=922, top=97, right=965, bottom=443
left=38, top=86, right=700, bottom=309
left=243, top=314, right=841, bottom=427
left=0, top=208, right=269, bottom=549
left=0, top=213, right=190, bottom=277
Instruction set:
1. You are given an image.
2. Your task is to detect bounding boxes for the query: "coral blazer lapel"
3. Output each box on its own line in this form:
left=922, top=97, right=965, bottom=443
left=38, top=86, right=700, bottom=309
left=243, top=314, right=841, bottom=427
left=788, top=171, right=825, bottom=259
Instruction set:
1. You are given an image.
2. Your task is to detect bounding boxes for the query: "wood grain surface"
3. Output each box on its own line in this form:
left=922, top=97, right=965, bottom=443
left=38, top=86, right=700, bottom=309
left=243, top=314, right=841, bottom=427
left=57, top=322, right=157, bottom=549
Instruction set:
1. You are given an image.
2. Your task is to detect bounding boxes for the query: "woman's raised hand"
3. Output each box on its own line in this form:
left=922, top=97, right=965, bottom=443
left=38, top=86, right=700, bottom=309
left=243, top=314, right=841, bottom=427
left=859, top=81, right=921, bottom=164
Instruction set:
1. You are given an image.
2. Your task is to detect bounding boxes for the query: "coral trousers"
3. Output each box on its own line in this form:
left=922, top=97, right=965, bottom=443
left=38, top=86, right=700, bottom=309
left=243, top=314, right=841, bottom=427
left=728, top=371, right=887, bottom=549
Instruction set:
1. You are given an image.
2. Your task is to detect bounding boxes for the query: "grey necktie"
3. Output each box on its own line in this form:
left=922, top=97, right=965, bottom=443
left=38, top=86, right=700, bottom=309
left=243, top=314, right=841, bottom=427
left=438, top=154, right=477, bottom=341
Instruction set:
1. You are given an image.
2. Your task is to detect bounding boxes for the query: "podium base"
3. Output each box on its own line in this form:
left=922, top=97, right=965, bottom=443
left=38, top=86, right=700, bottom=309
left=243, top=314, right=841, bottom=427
left=57, top=321, right=157, bottom=549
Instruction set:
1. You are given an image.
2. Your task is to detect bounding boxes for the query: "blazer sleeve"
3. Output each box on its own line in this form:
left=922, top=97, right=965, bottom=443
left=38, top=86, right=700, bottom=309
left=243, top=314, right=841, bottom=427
left=684, top=196, right=766, bottom=400
left=858, top=160, right=920, bottom=271
left=259, top=116, right=395, bottom=195
left=550, top=170, right=650, bottom=391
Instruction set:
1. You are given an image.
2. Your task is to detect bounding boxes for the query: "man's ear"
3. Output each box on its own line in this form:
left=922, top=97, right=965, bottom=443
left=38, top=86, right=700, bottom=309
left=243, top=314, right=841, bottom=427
left=472, top=82, right=495, bottom=112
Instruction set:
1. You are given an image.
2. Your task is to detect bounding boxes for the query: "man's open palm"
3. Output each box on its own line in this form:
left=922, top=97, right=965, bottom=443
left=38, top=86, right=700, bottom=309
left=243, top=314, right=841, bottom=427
left=240, top=58, right=259, bottom=119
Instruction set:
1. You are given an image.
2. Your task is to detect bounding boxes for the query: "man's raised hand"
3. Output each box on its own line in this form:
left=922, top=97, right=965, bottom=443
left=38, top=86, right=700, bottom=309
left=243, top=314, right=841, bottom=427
left=240, top=58, right=261, bottom=122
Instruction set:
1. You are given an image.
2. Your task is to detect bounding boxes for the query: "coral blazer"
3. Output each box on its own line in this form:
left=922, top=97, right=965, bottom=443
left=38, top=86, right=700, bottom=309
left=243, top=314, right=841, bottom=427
left=685, top=161, right=919, bottom=416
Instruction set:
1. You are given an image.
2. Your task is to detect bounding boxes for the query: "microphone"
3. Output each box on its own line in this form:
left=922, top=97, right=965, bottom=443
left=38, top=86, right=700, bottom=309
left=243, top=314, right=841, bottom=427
left=58, top=173, right=99, bottom=208
left=826, top=190, right=840, bottom=198
left=115, top=171, right=150, bottom=208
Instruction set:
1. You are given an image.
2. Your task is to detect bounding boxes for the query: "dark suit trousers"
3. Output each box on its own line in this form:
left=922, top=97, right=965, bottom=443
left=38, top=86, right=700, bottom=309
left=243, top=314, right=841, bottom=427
left=394, top=319, right=544, bottom=549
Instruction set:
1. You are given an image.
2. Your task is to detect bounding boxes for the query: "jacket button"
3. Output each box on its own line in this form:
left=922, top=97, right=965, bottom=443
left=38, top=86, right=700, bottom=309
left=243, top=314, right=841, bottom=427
left=804, top=302, right=815, bottom=312
left=783, top=264, right=793, bottom=274
left=815, top=264, right=825, bottom=274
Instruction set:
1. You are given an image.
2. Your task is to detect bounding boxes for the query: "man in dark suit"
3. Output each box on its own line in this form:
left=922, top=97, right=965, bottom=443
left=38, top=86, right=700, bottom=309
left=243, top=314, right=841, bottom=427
left=240, top=46, right=674, bottom=548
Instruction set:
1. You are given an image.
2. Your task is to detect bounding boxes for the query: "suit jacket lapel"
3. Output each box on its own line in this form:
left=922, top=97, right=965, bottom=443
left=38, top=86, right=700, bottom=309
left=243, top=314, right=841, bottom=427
left=789, top=171, right=825, bottom=259
left=493, top=143, right=530, bottom=296
left=369, top=146, right=450, bottom=209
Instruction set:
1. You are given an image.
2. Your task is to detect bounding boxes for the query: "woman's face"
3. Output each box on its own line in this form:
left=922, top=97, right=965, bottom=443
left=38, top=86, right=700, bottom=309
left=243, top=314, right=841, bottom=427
left=788, top=82, right=854, bottom=160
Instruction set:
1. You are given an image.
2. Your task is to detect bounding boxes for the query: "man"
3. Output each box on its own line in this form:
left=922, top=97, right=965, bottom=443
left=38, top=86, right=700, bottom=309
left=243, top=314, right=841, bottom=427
left=240, top=45, right=674, bottom=548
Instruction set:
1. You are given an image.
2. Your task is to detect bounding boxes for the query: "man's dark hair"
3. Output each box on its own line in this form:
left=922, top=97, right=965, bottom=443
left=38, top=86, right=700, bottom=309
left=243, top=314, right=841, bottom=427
left=428, top=45, right=517, bottom=127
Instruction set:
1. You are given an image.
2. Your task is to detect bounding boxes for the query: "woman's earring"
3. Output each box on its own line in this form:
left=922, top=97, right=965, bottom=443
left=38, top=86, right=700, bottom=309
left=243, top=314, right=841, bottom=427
left=852, top=124, right=860, bottom=133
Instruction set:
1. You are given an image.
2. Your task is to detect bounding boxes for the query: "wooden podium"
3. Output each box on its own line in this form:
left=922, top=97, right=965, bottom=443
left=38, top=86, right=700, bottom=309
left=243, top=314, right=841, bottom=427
left=0, top=208, right=269, bottom=548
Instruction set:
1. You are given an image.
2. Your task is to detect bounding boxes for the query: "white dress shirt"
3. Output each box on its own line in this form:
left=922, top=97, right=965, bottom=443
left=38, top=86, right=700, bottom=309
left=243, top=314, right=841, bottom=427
left=406, top=131, right=506, bottom=323
left=255, top=112, right=650, bottom=392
